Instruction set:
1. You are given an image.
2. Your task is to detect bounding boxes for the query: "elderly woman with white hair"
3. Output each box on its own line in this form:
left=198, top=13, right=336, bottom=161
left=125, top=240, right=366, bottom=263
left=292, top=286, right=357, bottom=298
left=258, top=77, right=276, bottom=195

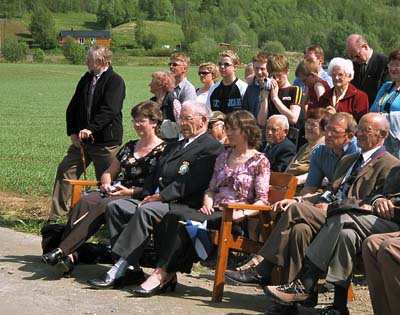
left=318, top=57, right=369, bottom=122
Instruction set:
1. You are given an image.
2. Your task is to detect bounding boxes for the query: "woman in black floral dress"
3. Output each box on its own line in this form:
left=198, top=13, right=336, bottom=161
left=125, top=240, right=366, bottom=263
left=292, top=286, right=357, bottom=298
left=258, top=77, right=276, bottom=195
left=42, top=101, right=166, bottom=274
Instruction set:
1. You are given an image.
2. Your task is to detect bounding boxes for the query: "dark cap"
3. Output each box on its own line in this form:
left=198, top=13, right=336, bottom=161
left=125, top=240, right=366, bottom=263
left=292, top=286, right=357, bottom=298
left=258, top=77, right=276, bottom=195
left=209, top=111, right=226, bottom=124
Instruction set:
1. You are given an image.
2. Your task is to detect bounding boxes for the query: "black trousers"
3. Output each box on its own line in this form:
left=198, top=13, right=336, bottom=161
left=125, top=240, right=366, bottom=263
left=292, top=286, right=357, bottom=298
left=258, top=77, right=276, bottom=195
left=155, top=205, right=222, bottom=274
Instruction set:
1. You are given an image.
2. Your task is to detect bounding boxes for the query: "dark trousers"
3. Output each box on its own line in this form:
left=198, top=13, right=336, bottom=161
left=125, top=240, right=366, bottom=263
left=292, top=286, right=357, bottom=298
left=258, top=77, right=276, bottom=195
left=58, top=192, right=126, bottom=256
left=156, top=205, right=222, bottom=274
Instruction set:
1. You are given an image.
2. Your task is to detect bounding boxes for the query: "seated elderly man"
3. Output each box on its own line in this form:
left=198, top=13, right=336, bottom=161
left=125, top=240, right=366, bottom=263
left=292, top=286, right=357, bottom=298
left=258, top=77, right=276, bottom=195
left=362, top=165, right=400, bottom=315
left=207, top=111, right=229, bottom=146
left=87, top=102, right=223, bottom=288
left=225, top=112, right=358, bottom=291
left=263, top=115, right=296, bottom=172
left=265, top=113, right=400, bottom=315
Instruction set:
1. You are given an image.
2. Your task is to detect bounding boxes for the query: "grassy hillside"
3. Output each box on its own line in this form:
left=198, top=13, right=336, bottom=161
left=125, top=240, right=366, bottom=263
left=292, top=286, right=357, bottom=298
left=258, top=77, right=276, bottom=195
left=113, top=20, right=184, bottom=48
left=14, top=12, right=183, bottom=50
left=21, top=12, right=99, bottom=31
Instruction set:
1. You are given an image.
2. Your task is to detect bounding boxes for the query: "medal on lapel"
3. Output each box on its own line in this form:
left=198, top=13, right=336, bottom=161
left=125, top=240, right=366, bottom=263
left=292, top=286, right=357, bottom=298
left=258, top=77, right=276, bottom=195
left=178, top=161, right=190, bottom=175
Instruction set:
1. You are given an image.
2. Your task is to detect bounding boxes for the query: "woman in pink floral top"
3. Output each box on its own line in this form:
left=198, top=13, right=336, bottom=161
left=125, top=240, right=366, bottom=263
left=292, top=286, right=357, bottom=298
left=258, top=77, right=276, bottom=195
left=132, top=110, right=271, bottom=297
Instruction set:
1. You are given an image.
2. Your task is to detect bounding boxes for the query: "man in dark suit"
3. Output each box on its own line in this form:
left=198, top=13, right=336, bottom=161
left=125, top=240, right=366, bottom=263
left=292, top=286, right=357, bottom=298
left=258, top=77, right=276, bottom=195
left=265, top=113, right=400, bottom=315
left=88, top=102, right=223, bottom=288
left=49, top=45, right=126, bottom=222
left=263, top=114, right=296, bottom=172
left=346, top=34, right=390, bottom=106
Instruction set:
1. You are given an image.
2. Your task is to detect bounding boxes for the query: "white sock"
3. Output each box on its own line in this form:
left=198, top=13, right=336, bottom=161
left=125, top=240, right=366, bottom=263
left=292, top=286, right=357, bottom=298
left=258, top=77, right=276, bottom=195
left=106, top=257, right=129, bottom=280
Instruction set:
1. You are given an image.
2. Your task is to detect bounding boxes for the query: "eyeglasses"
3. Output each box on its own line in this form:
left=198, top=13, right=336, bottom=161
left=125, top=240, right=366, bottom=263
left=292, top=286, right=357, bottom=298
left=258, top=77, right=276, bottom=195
left=131, top=117, right=149, bottom=124
left=331, top=72, right=347, bottom=79
left=179, top=115, right=201, bottom=123
left=305, top=121, right=320, bottom=128
left=356, top=127, right=379, bottom=135
left=350, top=47, right=363, bottom=60
left=168, top=62, right=184, bottom=67
left=218, top=62, right=234, bottom=68
left=198, top=71, right=210, bottom=76
left=387, top=65, right=400, bottom=70
left=266, top=127, right=282, bottom=133
left=324, top=127, right=347, bottom=136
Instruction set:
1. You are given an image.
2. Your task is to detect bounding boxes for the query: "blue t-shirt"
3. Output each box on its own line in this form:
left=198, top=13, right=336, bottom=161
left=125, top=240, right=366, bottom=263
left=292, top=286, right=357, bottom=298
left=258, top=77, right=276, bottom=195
left=305, top=137, right=360, bottom=188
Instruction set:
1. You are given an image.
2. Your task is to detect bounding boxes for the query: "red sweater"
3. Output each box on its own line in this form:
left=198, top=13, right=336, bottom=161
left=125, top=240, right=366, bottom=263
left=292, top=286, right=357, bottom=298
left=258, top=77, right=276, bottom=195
left=318, top=82, right=369, bottom=122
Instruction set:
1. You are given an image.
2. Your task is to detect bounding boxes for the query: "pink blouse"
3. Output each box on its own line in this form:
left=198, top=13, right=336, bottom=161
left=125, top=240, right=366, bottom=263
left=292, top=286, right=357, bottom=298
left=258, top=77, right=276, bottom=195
left=208, top=148, right=270, bottom=209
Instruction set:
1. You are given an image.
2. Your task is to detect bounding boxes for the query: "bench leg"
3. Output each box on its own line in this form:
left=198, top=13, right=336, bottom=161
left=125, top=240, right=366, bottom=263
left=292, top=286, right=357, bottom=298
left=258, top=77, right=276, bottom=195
left=347, top=283, right=355, bottom=302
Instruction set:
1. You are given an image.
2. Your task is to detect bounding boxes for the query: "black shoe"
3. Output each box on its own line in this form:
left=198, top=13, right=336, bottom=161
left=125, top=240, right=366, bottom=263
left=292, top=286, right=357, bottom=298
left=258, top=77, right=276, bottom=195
left=131, top=275, right=177, bottom=297
left=224, top=267, right=267, bottom=286
left=300, top=288, right=318, bottom=307
left=42, top=248, right=63, bottom=266
left=113, top=269, right=146, bottom=288
left=317, top=306, right=349, bottom=315
left=265, top=302, right=297, bottom=315
left=88, top=273, right=117, bottom=289
left=59, top=256, right=75, bottom=277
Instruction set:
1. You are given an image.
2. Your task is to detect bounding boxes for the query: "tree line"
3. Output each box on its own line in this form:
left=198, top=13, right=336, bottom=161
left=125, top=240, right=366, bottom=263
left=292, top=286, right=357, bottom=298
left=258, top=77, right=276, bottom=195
left=1, top=0, right=400, bottom=61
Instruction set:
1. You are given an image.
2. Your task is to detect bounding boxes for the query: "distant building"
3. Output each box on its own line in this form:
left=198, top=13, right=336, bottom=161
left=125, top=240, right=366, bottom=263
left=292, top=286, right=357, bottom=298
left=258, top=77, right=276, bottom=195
left=59, top=30, right=111, bottom=48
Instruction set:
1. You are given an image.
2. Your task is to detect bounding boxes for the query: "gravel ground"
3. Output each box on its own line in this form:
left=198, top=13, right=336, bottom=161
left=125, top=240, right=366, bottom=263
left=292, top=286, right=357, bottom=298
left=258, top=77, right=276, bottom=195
left=0, top=227, right=373, bottom=315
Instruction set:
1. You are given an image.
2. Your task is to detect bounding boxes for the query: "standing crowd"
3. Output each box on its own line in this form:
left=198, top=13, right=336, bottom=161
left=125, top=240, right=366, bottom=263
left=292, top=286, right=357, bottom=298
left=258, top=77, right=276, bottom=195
left=41, top=33, right=400, bottom=315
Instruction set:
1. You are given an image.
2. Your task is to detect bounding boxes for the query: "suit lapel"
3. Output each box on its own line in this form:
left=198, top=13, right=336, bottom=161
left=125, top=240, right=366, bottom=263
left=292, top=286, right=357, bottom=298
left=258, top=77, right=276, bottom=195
left=332, top=154, right=359, bottom=193
left=165, top=133, right=207, bottom=162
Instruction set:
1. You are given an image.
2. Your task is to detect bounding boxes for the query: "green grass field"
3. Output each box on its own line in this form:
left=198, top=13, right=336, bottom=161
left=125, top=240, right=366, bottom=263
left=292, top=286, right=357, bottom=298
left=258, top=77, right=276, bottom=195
left=0, top=63, right=296, bottom=198
left=0, top=63, right=203, bottom=197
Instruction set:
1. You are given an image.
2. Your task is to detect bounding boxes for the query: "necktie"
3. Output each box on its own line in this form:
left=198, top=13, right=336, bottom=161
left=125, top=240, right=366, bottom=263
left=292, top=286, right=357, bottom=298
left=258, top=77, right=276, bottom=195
left=359, top=63, right=367, bottom=82
left=87, top=76, right=97, bottom=121
left=340, top=154, right=364, bottom=198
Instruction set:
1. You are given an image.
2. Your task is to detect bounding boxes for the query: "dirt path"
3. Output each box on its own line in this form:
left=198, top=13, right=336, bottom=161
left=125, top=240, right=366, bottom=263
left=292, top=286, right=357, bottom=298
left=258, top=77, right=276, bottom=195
left=0, top=190, right=373, bottom=315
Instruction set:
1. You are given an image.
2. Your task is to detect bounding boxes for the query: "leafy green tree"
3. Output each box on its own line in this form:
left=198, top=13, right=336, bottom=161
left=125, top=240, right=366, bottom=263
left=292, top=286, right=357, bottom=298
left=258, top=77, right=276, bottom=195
left=188, top=37, right=220, bottom=65
left=32, top=48, right=45, bottom=63
left=2, top=37, right=28, bottom=62
left=97, top=0, right=126, bottom=27
left=262, top=40, right=286, bottom=55
left=326, top=21, right=362, bottom=59
left=62, top=36, right=86, bottom=64
left=29, top=5, right=57, bottom=49
left=138, top=0, right=173, bottom=21
left=134, top=15, right=146, bottom=47
left=142, top=33, right=157, bottom=50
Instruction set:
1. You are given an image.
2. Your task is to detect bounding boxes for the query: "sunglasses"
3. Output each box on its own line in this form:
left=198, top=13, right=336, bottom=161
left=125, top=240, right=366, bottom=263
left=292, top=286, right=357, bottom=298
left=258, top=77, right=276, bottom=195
left=218, top=62, right=234, bottom=68
left=168, top=62, right=184, bottom=67
left=198, top=71, right=210, bottom=76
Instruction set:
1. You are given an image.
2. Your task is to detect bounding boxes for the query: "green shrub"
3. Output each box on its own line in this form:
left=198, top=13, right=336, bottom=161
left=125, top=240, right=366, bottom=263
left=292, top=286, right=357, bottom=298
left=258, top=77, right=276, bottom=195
left=2, top=38, right=29, bottom=62
left=261, top=40, right=286, bottom=55
left=145, top=48, right=173, bottom=57
left=32, top=48, right=45, bottom=63
left=63, top=36, right=87, bottom=64
left=188, top=38, right=220, bottom=65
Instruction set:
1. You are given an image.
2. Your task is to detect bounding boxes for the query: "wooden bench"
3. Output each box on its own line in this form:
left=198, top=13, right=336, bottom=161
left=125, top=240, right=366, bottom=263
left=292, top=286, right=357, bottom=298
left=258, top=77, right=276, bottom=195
left=210, top=172, right=298, bottom=302
left=64, top=176, right=357, bottom=302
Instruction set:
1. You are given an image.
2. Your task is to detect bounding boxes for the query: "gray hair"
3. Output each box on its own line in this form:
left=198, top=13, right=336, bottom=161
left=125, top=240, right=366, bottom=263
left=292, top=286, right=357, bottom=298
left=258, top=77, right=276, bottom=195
left=327, top=57, right=354, bottom=80
left=181, top=101, right=212, bottom=121
left=267, top=114, right=289, bottom=130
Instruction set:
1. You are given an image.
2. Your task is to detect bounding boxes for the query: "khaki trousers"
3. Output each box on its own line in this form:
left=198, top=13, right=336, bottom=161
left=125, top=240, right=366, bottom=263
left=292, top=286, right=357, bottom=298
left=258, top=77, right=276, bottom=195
left=49, top=143, right=119, bottom=221
left=259, top=202, right=326, bottom=282
left=362, top=231, right=400, bottom=315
